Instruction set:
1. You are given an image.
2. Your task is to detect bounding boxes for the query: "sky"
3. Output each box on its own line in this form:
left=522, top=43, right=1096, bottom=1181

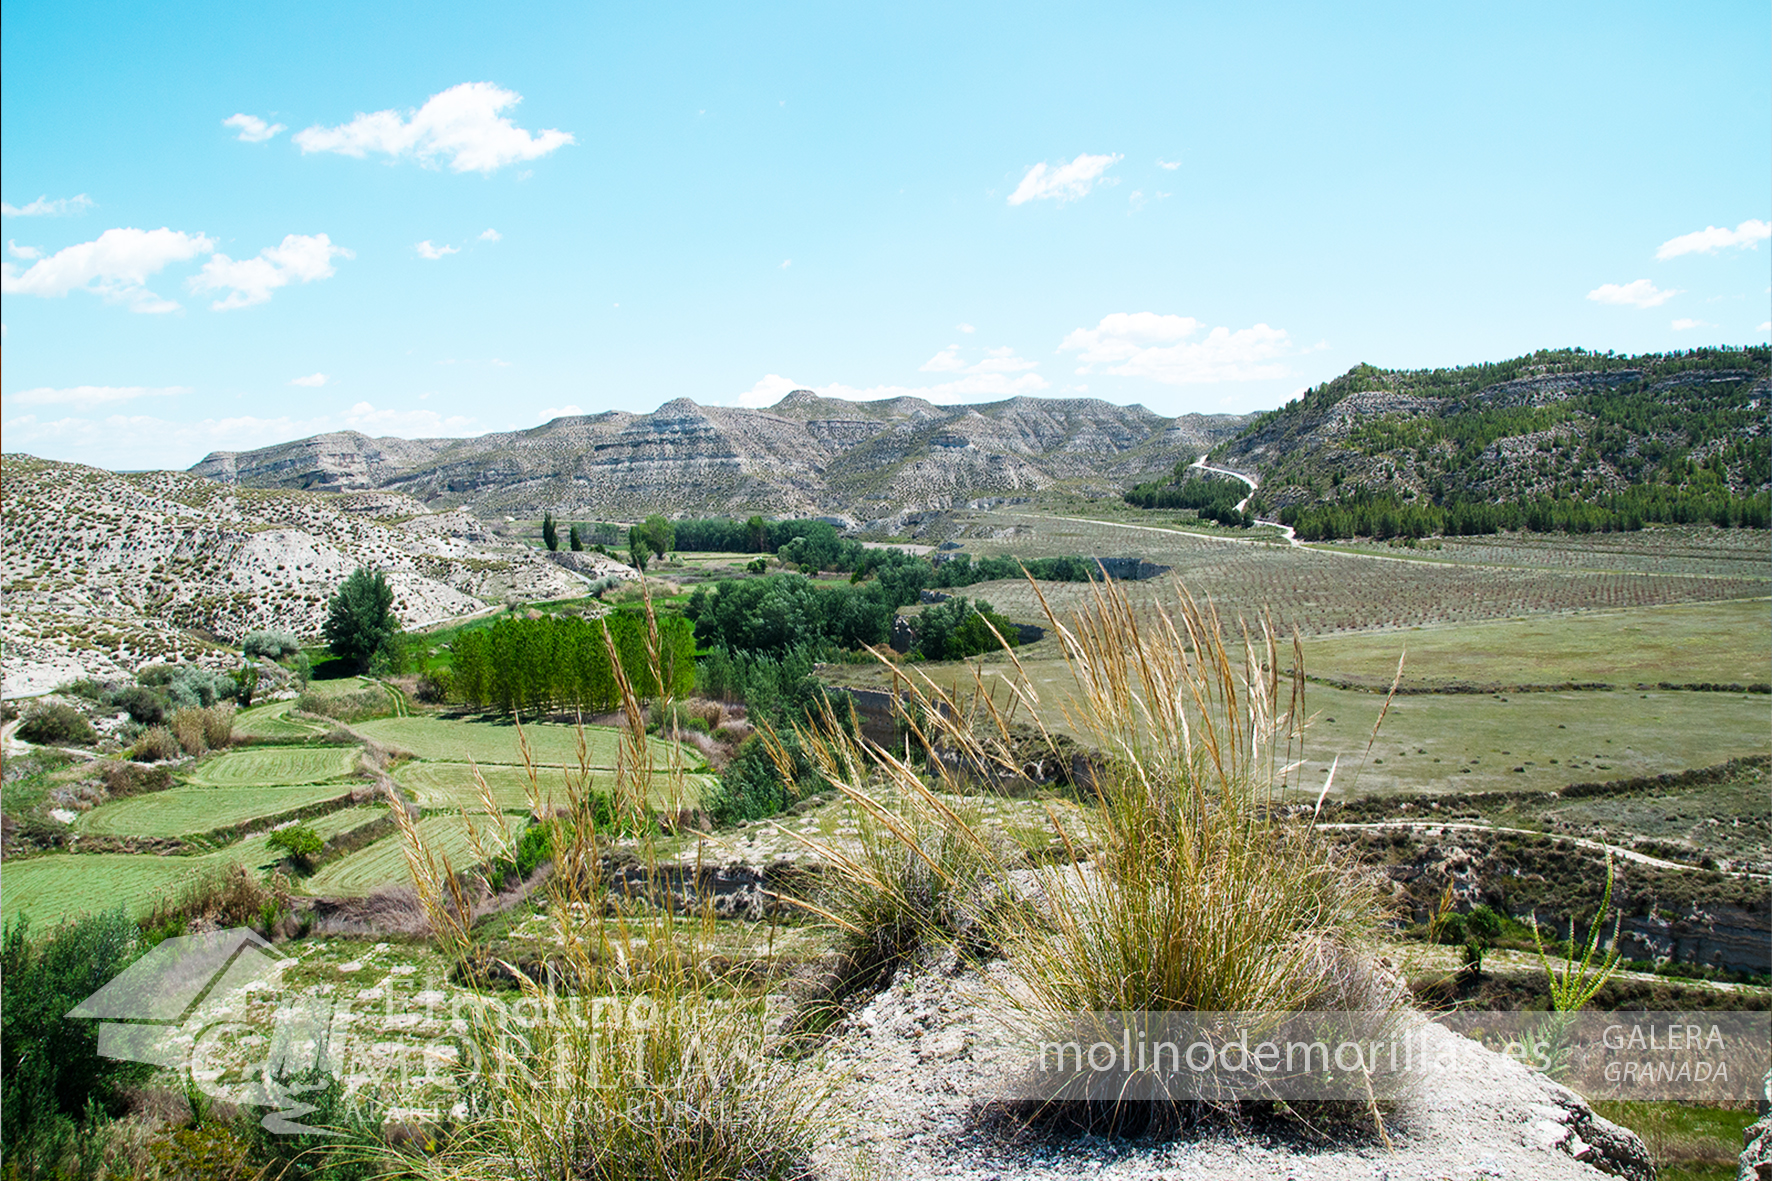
left=3, top=0, right=1769, bottom=472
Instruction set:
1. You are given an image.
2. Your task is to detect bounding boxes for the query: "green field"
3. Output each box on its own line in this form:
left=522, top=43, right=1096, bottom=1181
left=75, top=784, right=352, bottom=837
left=395, top=761, right=714, bottom=813
left=303, top=815, right=486, bottom=897
left=352, top=716, right=678, bottom=768
left=232, top=698, right=330, bottom=739
left=186, top=745, right=361, bottom=787
left=1297, top=598, right=1771, bottom=689
left=825, top=657, right=1770, bottom=799
left=0, top=840, right=289, bottom=930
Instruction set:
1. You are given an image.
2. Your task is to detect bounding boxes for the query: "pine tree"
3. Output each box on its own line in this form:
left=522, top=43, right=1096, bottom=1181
left=323, top=568, right=398, bottom=673
left=569, top=524, right=584, bottom=552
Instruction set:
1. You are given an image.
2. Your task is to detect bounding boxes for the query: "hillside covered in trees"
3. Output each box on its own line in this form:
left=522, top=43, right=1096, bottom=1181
left=1205, top=346, right=1769, bottom=540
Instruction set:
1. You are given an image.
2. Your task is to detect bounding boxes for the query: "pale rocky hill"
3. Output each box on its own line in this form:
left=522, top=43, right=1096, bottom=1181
left=1, top=455, right=582, bottom=695
left=190, top=392, right=1251, bottom=522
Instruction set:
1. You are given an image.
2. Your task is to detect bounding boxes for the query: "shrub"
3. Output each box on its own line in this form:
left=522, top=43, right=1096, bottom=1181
left=1, top=909, right=149, bottom=1174
left=101, top=761, right=173, bottom=798
left=241, top=629, right=301, bottom=659
left=18, top=703, right=97, bottom=747
left=201, top=702, right=235, bottom=750
left=62, top=678, right=105, bottom=701
left=110, top=685, right=166, bottom=725
left=129, top=726, right=182, bottom=762
left=169, top=708, right=207, bottom=756
left=141, top=864, right=288, bottom=940
left=267, top=824, right=325, bottom=871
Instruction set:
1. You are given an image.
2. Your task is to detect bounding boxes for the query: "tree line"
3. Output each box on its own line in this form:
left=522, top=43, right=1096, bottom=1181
left=447, top=611, right=696, bottom=715
left=1123, top=465, right=1253, bottom=526
left=1280, top=485, right=1772, bottom=541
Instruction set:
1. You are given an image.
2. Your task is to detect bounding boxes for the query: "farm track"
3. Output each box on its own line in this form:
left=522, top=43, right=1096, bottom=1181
left=1317, top=820, right=1772, bottom=881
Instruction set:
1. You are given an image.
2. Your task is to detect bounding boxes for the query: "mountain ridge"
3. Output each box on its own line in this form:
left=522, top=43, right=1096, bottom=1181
left=189, top=392, right=1252, bottom=523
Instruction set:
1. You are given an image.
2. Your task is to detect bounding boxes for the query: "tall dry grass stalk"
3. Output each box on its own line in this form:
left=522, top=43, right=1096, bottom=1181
left=385, top=580, right=830, bottom=1180
left=792, top=571, right=1400, bottom=1043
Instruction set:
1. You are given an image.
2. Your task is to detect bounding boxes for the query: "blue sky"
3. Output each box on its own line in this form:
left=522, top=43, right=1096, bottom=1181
left=3, top=0, right=1768, bottom=471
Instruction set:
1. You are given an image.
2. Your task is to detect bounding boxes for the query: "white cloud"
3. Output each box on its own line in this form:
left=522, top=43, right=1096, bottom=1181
left=728, top=368, right=1048, bottom=409
left=415, top=240, right=459, bottom=260
left=1759, top=321, right=1771, bottom=334
left=290, top=373, right=328, bottom=387
left=2, top=402, right=473, bottom=470
left=1, top=194, right=94, bottom=218
left=1655, top=219, right=1771, bottom=260
left=7, top=240, right=40, bottom=260
left=1059, top=312, right=1291, bottom=384
left=478, top=228, right=502, bottom=242
left=1007, top=153, right=1122, bottom=205
left=537, top=404, right=583, bottom=420
left=1156, top=159, right=1181, bottom=170
left=293, top=82, right=575, bottom=174
left=920, top=344, right=1038, bottom=375
left=1670, top=318, right=1704, bottom=331
left=955, top=322, right=976, bottom=334
left=190, top=233, right=352, bottom=310
left=5, top=385, right=187, bottom=410
left=339, top=401, right=475, bottom=436
left=223, top=113, right=285, bottom=143
left=0, top=226, right=214, bottom=312
left=1586, top=279, right=1678, bottom=308
left=732, top=374, right=803, bottom=408
left=779, top=259, right=792, bottom=269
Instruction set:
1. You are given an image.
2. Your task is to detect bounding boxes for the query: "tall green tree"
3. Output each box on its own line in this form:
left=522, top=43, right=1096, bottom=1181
left=569, top=523, right=584, bottom=552
left=323, top=567, right=398, bottom=672
left=638, top=513, right=675, bottom=559
left=541, top=512, right=559, bottom=552
left=627, top=525, right=650, bottom=572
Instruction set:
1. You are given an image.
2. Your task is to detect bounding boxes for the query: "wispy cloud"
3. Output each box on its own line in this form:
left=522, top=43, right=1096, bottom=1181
left=537, top=404, right=584, bottom=420
left=294, top=82, right=575, bottom=174
left=0, top=226, right=214, bottom=313
left=415, top=240, right=459, bottom=260
left=1007, top=153, right=1122, bottom=205
left=1155, top=159, right=1181, bottom=171
left=779, top=258, right=792, bottom=269
left=2, top=402, right=477, bottom=470
left=1, top=194, right=94, bottom=218
left=1655, top=219, right=1771, bottom=260
left=728, top=367, right=1048, bottom=409
left=7, top=240, right=40, bottom=260
left=919, top=344, right=1038, bottom=375
left=1060, top=312, right=1291, bottom=383
left=955, top=322, right=976, bottom=334
left=1670, top=318, right=1705, bottom=331
left=4, top=385, right=188, bottom=410
left=190, top=233, right=352, bottom=310
left=478, top=228, right=502, bottom=242
left=1586, top=279, right=1678, bottom=308
left=223, top=113, right=286, bottom=143
left=290, top=373, right=328, bottom=387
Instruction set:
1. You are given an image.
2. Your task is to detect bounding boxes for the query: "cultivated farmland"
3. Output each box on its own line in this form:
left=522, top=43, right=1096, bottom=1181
left=351, top=715, right=679, bottom=768
left=394, top=761, right=712, bottom=813
left=74, top=784, right=353, bottom=838
left=304, top=814, right=485, bottom=898
left=185, top=744, right=362, bottom=787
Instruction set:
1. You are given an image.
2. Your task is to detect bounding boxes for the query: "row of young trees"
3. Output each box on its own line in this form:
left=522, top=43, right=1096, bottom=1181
left=1280, top=486, right=1772, bottom=541
left=448, top=612, right=696, bottom=715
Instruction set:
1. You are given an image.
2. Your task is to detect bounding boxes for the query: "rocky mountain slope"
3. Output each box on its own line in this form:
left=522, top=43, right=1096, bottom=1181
left=0, top=455, right=582, bottom=695
left=190, top=392, right=1251, bottom=522
left=1209, top=347, right=1770, bottom=519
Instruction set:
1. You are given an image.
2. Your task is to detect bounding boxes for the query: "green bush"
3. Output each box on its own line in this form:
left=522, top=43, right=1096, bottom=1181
left=268, top=823, right=325, bottom=870
left=110, top=685, right=166, bottom=725
left=242, top=629, right=302, bottom=659
left=1, top=910, right=150, bottom=1173
left=129, top=726, right=182, bottom=762
left=18, top=703, right=97, bottom=746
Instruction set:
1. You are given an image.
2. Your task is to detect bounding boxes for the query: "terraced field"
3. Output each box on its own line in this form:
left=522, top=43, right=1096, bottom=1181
left=395, top=761, right=713, bottom=813
left=232, top=698, right=330, bottom=740
left=186, top=745, right=361, bottom=787
left=304, top=815, right=485, bottom=898
left=75, top=784, right=353, bottom=837
left=352, top=716, right=678, bottom=768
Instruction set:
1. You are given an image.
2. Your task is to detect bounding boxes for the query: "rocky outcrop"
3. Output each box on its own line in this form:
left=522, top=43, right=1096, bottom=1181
left=190, top=392, right=1250, bottom=518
